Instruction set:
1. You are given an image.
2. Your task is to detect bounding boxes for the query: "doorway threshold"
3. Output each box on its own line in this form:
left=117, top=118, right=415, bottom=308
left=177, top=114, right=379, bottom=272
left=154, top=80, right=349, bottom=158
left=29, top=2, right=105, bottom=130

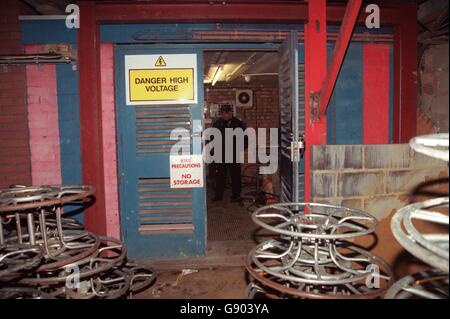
left=133, top=240, right=255, bottom=270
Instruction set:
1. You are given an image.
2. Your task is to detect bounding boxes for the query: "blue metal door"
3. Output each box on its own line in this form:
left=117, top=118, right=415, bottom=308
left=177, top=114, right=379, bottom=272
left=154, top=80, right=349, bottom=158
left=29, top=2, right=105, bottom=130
left=279, top=31, right=305, bottom=203
left=115, top=45, right=205, bottom=259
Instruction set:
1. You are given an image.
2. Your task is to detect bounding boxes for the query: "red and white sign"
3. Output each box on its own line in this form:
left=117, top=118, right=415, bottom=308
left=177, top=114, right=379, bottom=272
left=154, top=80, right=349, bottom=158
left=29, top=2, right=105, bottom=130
left=170, top=155, right=204, bottom=188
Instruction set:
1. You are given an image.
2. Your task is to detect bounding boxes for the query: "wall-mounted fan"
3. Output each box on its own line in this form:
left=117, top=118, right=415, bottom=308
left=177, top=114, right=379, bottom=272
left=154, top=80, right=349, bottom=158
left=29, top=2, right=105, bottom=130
left=236, top=89, right=253, bottom=108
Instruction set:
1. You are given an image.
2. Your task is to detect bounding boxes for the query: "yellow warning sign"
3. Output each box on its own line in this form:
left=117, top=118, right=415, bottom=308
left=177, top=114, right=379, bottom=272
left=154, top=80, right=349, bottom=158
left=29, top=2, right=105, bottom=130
left=125, top=53, right=197, bottom=105
left=155, top=56, right=167, bottom=67
left=129, top=68, right=194, bottom=102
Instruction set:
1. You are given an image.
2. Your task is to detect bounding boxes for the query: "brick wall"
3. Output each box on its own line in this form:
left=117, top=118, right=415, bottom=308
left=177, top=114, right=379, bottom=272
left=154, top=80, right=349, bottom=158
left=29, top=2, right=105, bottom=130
left=26, top=45, right=62, bottom=185
left=204, top=84, right=279, bottom=131
left=0, top=0, right=35, bottom=188
left=204, top=84, right=280, bottom=193
left=311, top=144, right=448, bottom=275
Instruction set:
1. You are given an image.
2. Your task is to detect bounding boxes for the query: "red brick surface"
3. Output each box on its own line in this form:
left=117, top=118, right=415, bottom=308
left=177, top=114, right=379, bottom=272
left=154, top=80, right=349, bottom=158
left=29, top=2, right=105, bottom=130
left=0, top=0, right=31, bottom=187
left=25, top=44, right=61, bottom=185
left=204, top=84, right=279, bottom=132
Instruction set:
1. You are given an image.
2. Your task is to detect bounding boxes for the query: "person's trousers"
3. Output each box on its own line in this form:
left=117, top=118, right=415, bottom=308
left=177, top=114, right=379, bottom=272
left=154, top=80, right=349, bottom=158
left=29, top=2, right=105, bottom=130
left=215, top=163, right=241, bottom=199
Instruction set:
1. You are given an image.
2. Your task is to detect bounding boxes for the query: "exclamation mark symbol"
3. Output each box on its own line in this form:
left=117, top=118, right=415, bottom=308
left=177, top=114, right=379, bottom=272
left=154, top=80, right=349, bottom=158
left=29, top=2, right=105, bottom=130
left=155, top=56, right=167, bottom=67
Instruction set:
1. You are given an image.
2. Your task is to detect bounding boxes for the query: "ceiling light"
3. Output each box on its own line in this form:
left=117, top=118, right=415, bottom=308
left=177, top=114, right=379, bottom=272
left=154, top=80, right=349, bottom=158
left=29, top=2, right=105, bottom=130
left=226, top=63, right=244, bottom=82
left=211, top=66, right=223, bottom=86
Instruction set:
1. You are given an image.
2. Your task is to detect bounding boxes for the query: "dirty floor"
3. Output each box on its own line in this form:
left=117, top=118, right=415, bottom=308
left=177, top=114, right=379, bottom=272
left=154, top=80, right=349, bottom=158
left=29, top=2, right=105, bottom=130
left=135, top=266, right=250, bottom=299
left=135, top=182, right=269, bottom=299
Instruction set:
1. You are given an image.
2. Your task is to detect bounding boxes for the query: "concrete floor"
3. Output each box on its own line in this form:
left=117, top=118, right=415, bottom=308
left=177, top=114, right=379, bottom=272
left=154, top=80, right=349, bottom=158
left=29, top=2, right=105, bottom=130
left=135, top=182, right=265, bottom=299
left=136, top=266, right=249, bottom=299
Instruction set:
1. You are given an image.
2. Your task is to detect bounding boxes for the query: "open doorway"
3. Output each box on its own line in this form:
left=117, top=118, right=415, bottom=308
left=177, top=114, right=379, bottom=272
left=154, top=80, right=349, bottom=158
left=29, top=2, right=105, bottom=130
left=202, top=50, right=281, bottom=254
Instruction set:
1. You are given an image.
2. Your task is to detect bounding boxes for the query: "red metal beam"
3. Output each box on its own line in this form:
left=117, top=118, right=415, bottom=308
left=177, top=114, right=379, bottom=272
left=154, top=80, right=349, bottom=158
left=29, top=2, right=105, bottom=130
left=363, top=44, right=390, bottom=144
left=319, top=0, right=363, bottom=116
left=95, top=2, right=308, bottom=23
left=304, top=0, right=327, bottom=201
left=393, top=3, right=418, bottom=143
left=78, top=1, right=108, bottom=235
left=93, top=2, right=401, bottom=24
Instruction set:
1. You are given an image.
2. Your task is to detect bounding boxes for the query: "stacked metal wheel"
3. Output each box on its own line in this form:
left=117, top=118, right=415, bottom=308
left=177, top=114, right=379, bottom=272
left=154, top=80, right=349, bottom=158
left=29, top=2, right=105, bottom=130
left=385, top=133, right=449, bottom=299
left=0, top=185, right=156, bottom=299
left=245, top=202, right=393, bottom=298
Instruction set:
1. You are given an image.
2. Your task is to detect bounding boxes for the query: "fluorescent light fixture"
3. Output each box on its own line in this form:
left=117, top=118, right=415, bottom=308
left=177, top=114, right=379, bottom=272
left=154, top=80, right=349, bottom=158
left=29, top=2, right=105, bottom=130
left=211, top=66, right=223, bottom=86
left=226, top=63, right=244, bottom=82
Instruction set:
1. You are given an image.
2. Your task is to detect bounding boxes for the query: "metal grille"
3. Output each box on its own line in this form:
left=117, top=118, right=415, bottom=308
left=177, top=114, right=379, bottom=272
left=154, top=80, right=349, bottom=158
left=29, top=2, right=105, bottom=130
left=135, top=105, right=191, bottom=155
left=280, top=62, right=304, bottom=203
left=138, top=178, right=194, bottom=234
left=298, top=62, right=305, bottom=202
left=279, top=31, right=300, bottom=203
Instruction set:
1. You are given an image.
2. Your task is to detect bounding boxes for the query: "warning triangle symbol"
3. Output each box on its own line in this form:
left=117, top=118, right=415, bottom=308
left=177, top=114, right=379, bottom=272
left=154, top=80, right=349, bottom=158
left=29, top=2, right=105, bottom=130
left=155, top=56, right=167, bottom=67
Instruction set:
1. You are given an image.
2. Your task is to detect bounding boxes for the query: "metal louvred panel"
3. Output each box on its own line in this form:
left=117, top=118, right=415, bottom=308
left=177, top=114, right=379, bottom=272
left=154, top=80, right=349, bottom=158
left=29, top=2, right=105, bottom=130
left=135, top=105, right=191, bottom=155
left=138, top=178, right=193, bottom=234
left=298, top=63, right=305, bottom=136
left=279, top=31, right=300, bottom=203
left=298, top=62, right=305, bottom=202
left=281, top=62, right=305, bottom=203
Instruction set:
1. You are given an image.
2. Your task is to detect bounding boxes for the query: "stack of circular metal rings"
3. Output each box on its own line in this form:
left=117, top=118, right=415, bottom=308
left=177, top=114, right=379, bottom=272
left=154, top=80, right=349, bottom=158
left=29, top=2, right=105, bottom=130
left=245, top=202, right=393, bottom=299
left=0, top=185, right=156, bottom=299
left=385, top=133, right=449, bottom=299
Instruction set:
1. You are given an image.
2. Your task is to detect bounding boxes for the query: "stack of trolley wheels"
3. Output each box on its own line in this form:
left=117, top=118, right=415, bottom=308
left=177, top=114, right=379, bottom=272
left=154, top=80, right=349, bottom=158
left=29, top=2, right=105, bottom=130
left=245, top=202, right=393, bottom=299
left=385, top=133, right=449, bottom=299
left=0, top=185, right=156, bottom=299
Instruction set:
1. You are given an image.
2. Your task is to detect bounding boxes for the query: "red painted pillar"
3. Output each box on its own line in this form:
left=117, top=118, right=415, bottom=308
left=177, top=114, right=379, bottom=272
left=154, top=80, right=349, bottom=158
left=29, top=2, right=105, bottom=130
left=304, top=0, right=327, bottom=201
left=363, top=44, right=390, bottom=144
left=78, top=2, right=108, bottom=235
left=100, top=43, right=121, bottom=240
left=393, top=3, right=418, bottom=143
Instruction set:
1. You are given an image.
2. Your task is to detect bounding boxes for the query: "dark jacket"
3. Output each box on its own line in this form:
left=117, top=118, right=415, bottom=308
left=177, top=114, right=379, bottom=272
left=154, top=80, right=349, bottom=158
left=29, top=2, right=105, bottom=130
left=212, top=117, right=247, bottom=163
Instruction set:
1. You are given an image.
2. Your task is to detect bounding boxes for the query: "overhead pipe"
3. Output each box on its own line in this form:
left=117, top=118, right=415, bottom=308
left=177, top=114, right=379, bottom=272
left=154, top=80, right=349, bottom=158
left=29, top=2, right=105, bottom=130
left=0, top=54, right=74, bottom=65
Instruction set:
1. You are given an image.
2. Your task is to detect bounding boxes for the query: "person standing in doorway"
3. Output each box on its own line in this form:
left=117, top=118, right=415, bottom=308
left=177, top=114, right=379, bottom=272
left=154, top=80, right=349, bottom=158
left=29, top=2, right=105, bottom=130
left=212, top=103, right=247, bottom=202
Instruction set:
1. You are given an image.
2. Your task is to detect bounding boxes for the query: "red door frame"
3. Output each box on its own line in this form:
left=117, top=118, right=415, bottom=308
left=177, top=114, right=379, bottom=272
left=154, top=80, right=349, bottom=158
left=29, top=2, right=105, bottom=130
left=78, top=1, right=417, bottom=234
left=393, top=3, right=418, bottom=144
left=304, top=0, right=327, bottom=201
